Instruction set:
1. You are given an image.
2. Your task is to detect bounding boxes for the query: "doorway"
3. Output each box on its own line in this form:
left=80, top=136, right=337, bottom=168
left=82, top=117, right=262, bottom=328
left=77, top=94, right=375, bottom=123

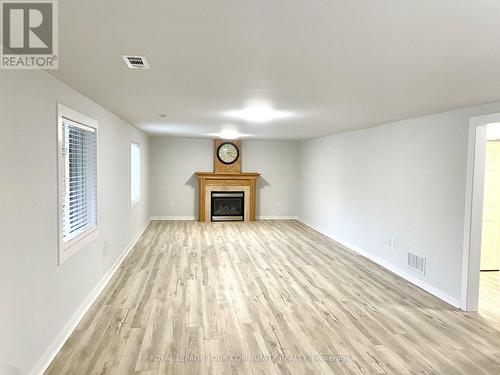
left=479, top=131, right=500, bottom=315
left=463, top=118, right=500, bottom=312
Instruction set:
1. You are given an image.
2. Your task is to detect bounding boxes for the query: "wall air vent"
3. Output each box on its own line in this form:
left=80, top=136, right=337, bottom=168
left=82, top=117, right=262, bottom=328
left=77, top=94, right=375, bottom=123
left=122, top=55, right=150, bottom=69
left=408, top=252, right=426, bottom=275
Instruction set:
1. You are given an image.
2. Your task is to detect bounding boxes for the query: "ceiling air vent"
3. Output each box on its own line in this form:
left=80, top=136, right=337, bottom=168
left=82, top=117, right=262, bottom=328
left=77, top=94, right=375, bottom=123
left=122, top=55, right=150, bottom=69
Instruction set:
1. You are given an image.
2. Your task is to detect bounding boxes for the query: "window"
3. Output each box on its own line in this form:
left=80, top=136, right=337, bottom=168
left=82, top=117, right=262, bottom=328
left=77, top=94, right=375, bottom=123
left=130, top=142, right=141, bottom=204
left=57, top=104, right=98, bottom=264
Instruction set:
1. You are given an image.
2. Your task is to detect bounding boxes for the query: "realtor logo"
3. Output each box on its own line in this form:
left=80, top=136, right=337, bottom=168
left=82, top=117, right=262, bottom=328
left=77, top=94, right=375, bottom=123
left=1, top=0, right=58, bottom=69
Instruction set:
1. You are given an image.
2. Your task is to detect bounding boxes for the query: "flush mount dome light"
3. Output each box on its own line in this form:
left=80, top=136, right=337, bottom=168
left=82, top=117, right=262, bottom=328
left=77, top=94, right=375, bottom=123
left=218, top=130, right=241, bottom=139
left=225, top=105, right=292, bottom=123
left=208, top=129, right=249, bottom=140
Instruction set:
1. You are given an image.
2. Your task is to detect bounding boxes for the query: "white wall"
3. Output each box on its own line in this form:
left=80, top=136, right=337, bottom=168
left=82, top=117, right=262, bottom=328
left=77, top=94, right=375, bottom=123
left=149, top=138, right=299, bottom=219
left=298, top=102, right=500, bottom=306
left=0, top=71, right=150, bottom=375
left=149, top=138, right=212, bottom=218
left=242, top=140, right=299, bottom=218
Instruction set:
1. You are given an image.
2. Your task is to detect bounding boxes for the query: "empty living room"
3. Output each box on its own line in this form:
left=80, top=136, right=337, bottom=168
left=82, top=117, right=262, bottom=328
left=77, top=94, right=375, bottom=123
left=3, top=1, right=500, bottom=374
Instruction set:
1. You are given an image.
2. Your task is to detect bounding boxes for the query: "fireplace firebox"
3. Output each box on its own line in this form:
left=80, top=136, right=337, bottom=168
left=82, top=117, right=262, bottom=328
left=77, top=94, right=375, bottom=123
left=211, top=191, right=244, bottom=222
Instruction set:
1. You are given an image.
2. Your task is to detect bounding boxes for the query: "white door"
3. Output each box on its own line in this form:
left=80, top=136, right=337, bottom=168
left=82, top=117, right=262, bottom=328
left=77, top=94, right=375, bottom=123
left=481, top=141, right=500, bottom=271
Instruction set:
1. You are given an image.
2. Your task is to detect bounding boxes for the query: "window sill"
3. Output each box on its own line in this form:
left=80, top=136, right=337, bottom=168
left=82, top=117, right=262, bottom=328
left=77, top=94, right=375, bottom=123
left=59, top=227, right=98, bottom=265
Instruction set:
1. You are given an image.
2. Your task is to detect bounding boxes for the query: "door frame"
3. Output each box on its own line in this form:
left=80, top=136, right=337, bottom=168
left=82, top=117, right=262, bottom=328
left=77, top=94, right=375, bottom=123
left=461, top=113, right=500, bottom=311
left=480, top=139, right=500, bottom=271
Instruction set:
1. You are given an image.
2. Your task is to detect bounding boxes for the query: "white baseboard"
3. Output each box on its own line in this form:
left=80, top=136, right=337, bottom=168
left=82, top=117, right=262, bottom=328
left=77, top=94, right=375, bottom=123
left=30, top=217, right=152, bottom=375
left=297, top=218, right=461, bottom=308
left=151, top=216, right=196, bottom=221
left=257, top=216, right=299, bottom=220
left=152, top=216, right=299, bottom=221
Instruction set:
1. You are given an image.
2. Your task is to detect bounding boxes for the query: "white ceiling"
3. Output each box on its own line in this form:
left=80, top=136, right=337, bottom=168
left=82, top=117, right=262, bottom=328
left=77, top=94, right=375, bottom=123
left=51, top=0, right=500, bottom=140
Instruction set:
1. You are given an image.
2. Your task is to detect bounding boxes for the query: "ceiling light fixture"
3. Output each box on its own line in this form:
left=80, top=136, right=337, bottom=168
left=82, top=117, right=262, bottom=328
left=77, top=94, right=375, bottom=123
left=218, top=130, right=241, bottom=139
left=225, top=104, right=292, bottom=123
left=209, top=129, right=249, bottom=140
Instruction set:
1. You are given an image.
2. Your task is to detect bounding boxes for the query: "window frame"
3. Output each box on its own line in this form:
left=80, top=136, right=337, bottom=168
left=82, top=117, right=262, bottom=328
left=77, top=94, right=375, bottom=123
left=130, top=141, right=141, bottom=206
left=57, top=103, right=99, bottom=265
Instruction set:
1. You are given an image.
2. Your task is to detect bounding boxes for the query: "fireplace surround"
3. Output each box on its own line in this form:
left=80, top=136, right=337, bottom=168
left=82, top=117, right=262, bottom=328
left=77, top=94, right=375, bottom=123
left=196, top=172, right=260, bottom=222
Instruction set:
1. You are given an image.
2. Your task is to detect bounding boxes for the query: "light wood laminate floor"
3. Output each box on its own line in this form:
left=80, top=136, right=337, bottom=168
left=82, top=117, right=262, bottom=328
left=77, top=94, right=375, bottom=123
left=45, top=220, right=500, bottom=375
left=479, top=271, right=500, bottom=321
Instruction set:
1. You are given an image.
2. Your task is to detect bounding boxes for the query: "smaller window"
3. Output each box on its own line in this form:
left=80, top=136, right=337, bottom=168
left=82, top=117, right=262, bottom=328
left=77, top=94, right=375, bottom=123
left=130, top=142, right=141, bottom=204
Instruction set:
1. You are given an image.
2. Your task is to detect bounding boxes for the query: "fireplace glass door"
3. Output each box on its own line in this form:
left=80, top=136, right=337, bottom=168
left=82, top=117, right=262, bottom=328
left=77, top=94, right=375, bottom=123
left=211, top=191, right=244, bottom=221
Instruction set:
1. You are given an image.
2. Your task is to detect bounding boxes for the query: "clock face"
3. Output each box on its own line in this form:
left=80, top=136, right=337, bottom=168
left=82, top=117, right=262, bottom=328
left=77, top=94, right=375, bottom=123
left=217, top=142, right=239, bottom=164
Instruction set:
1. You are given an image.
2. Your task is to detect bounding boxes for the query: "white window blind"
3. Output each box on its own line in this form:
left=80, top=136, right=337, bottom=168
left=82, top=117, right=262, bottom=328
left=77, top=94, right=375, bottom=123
left=61, top=118, right=97, bottom=244
left=130, top=142, right=141, bottom=203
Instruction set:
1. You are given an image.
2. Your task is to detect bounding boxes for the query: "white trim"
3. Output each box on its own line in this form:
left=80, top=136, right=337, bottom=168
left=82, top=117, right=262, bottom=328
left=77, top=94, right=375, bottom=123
left=297, top=218, right=462, bottom=308
left=149, top=215, right=300, bottom=221
left=151, top=216, right=197, bottom=220
left=257, top=216, right=299, bottom=220
left=57, top=103, right=98, bottom=132
left=57, top=103, right=99, bottom=265
left=460, top=113, right=500, bottom=311
left=30, top=217, right=151, bottom=375
left=60, top=227, right=99, bottom=262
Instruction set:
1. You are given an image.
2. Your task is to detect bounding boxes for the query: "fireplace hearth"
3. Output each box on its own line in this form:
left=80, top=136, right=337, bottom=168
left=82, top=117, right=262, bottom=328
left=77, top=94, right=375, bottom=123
left=211, top=191, right=244, bottom=221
